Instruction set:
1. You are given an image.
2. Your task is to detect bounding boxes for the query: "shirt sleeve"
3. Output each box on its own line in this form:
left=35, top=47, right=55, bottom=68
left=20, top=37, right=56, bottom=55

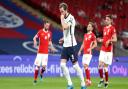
left=112, top=27, right=116, bottom=34
left=67, top=16, right=75, bottom=26
left=92, top=34, right=96, bottom=41
left=36, top=30, right=41, bottom=38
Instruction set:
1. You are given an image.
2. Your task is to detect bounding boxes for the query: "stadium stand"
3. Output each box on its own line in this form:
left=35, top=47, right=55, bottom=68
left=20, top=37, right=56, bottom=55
left=22, top=0, right=128, bottom=55
left=0, top=0, right=128, bottom=56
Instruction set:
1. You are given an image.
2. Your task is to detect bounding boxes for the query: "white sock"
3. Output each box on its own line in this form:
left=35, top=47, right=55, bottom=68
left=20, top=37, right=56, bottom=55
left=73, top=62, right=85, bottom=86
left=61, top=62, right=72, bottom=85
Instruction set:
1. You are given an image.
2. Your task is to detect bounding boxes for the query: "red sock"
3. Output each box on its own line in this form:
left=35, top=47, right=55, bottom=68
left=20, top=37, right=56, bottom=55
left=105, top=71, right=108, bottom=82
left=98, top=68, right=103, bottom=79
left=85, top=68, right=90, bottom=80
left=34, top=69, right=38, bottom=80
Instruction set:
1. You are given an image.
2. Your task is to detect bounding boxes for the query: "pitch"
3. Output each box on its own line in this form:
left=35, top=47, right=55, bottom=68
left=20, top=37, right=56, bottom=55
left=0, top=77, right=127, bottom=89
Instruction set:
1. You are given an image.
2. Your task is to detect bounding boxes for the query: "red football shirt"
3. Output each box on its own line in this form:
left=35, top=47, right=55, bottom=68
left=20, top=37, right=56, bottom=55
left=37, top=29, right=51, bottom=54
left=83, top=32, right=96, bottom=54
left=101, top=25, right=116, bottom=52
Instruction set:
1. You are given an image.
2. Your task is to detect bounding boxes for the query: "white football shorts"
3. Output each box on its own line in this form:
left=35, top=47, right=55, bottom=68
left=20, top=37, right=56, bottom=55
left=34, top=54, right=48, bottom=66
left=99, top=51, right=113, bottom=65
left=82, top=54, right=92, bottom=65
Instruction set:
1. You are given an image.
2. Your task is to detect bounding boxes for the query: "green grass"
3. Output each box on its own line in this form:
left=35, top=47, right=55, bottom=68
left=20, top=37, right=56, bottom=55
left=0, top=77, right=128, bottom=89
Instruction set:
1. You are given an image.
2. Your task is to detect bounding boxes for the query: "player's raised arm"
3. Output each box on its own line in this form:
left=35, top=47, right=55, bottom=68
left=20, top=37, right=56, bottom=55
left=60, top=15, right=69, bottom=29
left=60, top=14, right=75, bottom=30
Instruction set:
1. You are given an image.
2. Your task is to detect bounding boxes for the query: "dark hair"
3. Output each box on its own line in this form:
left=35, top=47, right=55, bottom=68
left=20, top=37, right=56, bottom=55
left=88, top=21, right=99, bottom=37
left=88, top=22, right=96, bottom=30
left=105, top=14, right=114, bottom=25
left=105, top=14, right=113, bottom=19
left=43, top=20, right=49, bottom=24
left=59, top=2, right=68, bottom=10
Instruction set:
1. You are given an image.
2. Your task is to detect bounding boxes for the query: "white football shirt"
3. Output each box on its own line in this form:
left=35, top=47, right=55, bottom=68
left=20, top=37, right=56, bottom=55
left=63, top=14, right=77, bottom=47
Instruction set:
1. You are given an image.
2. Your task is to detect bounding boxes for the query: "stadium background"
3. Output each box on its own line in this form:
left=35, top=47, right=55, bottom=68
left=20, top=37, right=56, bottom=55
left=0, top=0, right=128, bottom=89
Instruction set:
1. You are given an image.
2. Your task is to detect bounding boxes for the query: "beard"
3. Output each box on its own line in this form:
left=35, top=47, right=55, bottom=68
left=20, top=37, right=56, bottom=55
left=87, top=29, right=91, bottom=32
left=44, top=28, right=48, bottom=31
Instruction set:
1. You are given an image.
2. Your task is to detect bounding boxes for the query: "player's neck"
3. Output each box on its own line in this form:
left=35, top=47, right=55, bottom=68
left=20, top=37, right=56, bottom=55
left=65, top=12, right=69, bottom=19
left=87, top=31, right=92, bottom=34
left=43, top=28, right=48, bottom=33
left=106, top=24, right=112, bottom=28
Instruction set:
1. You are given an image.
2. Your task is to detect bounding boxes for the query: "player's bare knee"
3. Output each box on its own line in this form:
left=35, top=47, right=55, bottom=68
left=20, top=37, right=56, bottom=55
left=98, top=65, right=103, bottom=69
left=35, top=66, right=40, bottom=70
left=84, top=64, right=88, bottom=69
left=104, top=64, right=108, bottom=67
left=104, top=67, right=108, bottom=72
left=42, top=66, right=46, bottom=70
left=60, top=62, right=66, bottom=68
left=72, top=60, right=78, bottom=65
left=103, top=64, right=108, bottom=72
left=73, top=62, right=79, bottom=68
left=72, top=60, right=77, bottom=65
left=98, top=64, right=102, bottom=68
left=98, top=61, right=104, bottom=68
left=61, top=59, right=67, bottom=63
